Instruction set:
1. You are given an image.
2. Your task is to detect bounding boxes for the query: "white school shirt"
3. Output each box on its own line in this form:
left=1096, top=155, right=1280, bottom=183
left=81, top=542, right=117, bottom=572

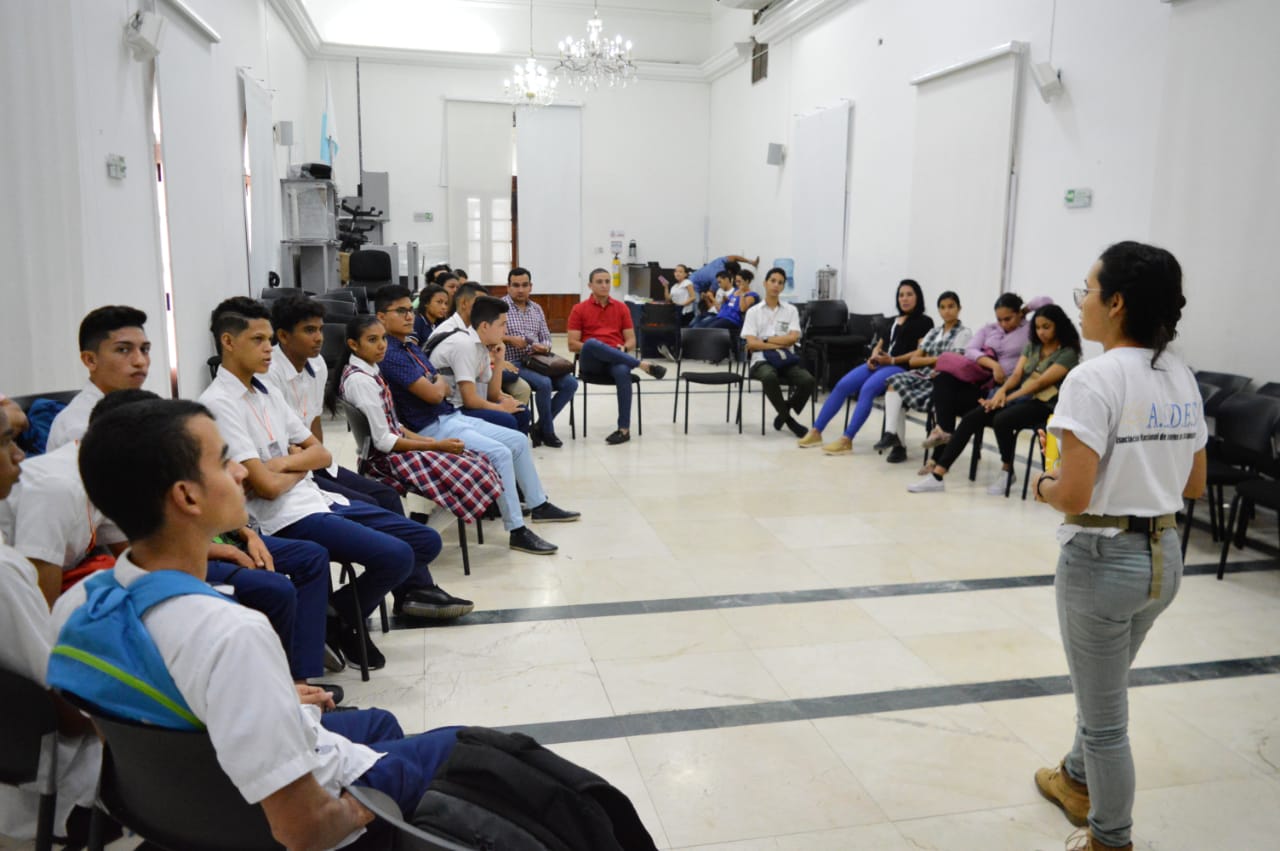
left=45, top=381, right=105, bottom=453
left=52, top=553, right=380, bottom=848
left=342, top=357, right=401, bottom=454
left=0, top=442, right=125, bottom=569
left=427, top=312, right=468, bottom=340
left=740, top=300, right=803, bottom=367
left=264, top=349, right=339, bottom=476
left=197, top=367, right=346, bottom=536
left=430, top=326, right=492, bottom=411
left=1049, top=347, right=1208, bottom=545
left=670, top=280, right=696, bottom=315
left=0, top=538, right=101, bottom=839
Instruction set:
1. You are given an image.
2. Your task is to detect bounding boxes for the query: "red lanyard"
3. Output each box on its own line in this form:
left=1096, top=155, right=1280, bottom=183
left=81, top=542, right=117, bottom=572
left=246, top=391, right=276, bottom=443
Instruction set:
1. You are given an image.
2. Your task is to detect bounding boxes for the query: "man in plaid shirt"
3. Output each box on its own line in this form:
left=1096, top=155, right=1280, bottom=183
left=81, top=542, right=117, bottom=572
left=502, top=267, right=578, bottom=448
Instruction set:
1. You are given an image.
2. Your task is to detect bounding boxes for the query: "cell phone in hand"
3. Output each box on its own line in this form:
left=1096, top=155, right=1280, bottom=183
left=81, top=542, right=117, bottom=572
left=658, top=275, right=669, bottom=286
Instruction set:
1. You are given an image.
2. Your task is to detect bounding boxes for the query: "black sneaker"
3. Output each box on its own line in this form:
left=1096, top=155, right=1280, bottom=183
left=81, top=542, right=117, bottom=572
left=337, top=620, right=386, bottom=671
left=530, top=501, right=580, bottom=523
left=886, top=444, right=908, bottom=464
left=786, top=417, right=808, bottom=439
left=605, top=429, right=630, bottom=445
left=873, top=432, right=900, bottom=453
left=541, top=432, right=564, bottom=448
left=773, top=413, right=787, bottom=432
left=509, top=525, right=558, bottom=555
left=396, top=586, right=474, bottom=620
left=647, top=363, right=667, bottom=380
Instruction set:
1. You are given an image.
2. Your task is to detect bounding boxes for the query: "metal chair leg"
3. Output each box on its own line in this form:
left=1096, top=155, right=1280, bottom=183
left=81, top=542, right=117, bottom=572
left=340, top=563, right=371, bottom=682
left=457, top=516, right=471, bottom=576
left=1218, top=494, right=1242, bottom=579
left=683, top=381, right=690, bottom=434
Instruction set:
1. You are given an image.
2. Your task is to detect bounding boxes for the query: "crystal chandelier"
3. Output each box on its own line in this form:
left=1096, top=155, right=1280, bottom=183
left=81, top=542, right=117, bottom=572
left=555, top=3, right=636, bottom=90
left=504, top=1, right=557, bottom=108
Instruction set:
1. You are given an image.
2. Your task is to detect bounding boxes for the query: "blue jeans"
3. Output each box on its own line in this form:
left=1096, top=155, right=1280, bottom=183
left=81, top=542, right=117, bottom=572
left=813, top=363, right=904, bottom=439
left=517, top=366, right=578, bottom=438
left=579, top=338, right=640, bottom=430
left=423, top=411, right=547, bottom=532
left=276, top=501, right=443, bottom=620
left=205, top=536, right=330, bottom=681
left=689, top=312, right=719, bottom=328
left=1056, top=529, right=1183, bottom=848
left=315, top=465, right=405, bottom=516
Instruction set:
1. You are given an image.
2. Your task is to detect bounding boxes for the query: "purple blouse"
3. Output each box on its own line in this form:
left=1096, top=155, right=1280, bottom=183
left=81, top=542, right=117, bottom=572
left=964, top=296, right=1053, bottom=375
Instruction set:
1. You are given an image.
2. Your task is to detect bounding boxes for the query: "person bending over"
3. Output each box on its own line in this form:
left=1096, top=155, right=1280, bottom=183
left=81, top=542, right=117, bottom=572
left=54, top=399, right=463, bottom=851
left=908, top=304, right=1080, bottom=494
left=329, top=314, right=503, bottom=525
left=267, top=294, right=406, bottom=515
left=199, top=298, right=472, bottom=672
left=798, top=279, right=934, bottom=455
left=502, top=267, right=578, bottom=448
left=46, top=305, right=151, bottom=452
left=566, top=268, right=667, bottom=445
left=880, top=290, right=973, bottom=465
left=374, top=286, right=577, bottom=555
left=741, top=267, right=815, bottom=438
left=1032, top=242, right=1205, bottom=851
left=687, top=253, right=758, bottom=300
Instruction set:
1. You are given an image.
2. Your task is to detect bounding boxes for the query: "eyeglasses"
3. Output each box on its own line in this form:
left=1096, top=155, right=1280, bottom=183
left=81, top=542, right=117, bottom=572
left=1072, top=288, right=1100, bottom=308
left=386, top=307, right=414, bottom=316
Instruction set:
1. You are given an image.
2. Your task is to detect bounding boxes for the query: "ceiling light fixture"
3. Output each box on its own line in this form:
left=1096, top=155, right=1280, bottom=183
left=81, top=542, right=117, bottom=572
left=555, top=2, right=636, bottom=90
left=504, top=0, right=557, bottom=108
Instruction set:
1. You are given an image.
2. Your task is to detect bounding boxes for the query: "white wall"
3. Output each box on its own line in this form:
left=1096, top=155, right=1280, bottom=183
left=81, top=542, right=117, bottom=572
left=309, top=58, right=710, bottom=293
left=709, top=0, right=1171, bottom=324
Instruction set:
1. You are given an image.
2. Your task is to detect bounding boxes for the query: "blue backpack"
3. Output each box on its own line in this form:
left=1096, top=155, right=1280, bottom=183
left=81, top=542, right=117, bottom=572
left=47, top=569, right=231, bottom=730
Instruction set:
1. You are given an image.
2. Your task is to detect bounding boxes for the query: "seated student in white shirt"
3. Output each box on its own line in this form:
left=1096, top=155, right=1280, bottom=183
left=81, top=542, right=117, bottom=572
left=46, top=305, right=151, bottom=452
left=266, top=294, right=406, bottom=515
left=431, top=296, right=532, bottom=434
left=0, top=402, right=102, bottom=843
left=430, top=282, right=531, bottom=410
left=55, top=398, right=462, bottom=850
left=199, top=298, right=472, bottom=671
left=741, top=267, right=816, bottom=438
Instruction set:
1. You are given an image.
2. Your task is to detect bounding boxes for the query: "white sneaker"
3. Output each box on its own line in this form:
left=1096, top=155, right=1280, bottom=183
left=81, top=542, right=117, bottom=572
left=907, top=475, right=945, bottom=493
left=986, top=472, right=1013, bottom=496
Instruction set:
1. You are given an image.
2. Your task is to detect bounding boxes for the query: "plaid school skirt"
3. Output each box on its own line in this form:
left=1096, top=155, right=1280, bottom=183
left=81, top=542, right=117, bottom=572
left=362, top=448, right=501, bottom=523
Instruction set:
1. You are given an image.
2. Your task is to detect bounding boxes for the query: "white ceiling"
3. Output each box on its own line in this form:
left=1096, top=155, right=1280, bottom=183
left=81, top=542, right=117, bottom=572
left=296, top=0, right=718, bottom=64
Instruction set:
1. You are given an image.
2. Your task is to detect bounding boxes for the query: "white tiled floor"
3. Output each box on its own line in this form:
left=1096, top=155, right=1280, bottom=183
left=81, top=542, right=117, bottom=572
left=5, top=350, right=1277, bottom=851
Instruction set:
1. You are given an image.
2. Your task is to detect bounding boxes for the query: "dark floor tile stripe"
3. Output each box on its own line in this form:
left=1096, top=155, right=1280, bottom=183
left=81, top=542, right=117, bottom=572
left=500, top=655, right=1280, bottom=745
left=390, top=558, right=1278, bottom=630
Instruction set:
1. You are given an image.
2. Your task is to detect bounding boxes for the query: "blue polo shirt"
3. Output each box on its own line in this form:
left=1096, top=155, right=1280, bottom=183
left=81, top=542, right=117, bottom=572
left=379, top=335, right=455, bottom=431
left=689, top=256, right=729, bottom=294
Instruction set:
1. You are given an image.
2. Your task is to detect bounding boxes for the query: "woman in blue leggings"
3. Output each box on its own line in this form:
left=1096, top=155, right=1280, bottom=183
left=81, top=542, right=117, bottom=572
left=798, top=279, right=933, bottom=455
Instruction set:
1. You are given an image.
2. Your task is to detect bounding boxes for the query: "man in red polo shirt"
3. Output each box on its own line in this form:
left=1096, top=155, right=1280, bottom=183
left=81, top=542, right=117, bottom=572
left=567, top=268, right=666, bottom=444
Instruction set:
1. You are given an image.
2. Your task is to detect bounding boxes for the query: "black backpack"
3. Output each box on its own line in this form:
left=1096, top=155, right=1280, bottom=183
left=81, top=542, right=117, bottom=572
left=421, top=328, right=466, bottom=361
left=411, top=727, right=657, bottom=851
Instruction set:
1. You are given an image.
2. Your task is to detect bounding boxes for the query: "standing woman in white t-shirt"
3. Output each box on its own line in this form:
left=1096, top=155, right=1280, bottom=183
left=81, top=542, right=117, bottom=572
left=1031, top=241, right=1207, bottom=851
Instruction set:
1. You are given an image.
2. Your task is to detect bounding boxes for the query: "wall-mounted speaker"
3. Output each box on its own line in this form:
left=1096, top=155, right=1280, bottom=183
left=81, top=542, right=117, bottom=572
left=1031, top=61, right=1064, bottom=103
left=276, top=120, right=294, bottom=147
left=766, top=142, right=786, bottom=166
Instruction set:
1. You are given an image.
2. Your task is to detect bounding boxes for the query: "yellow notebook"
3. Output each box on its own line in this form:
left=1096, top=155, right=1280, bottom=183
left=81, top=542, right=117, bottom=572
left=1042, top=415, right=1060, bottom=471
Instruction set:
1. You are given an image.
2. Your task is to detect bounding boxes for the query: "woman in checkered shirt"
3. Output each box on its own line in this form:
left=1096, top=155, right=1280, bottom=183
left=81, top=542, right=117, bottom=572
left=879, top=290, right=972, bottom=466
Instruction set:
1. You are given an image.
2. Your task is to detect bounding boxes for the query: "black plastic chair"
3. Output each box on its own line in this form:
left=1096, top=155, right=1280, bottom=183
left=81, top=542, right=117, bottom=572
left=350, top=251, right=394, bottom=293
left=0, top=669, right=59, bottom=851
left=1187, top=392, right=1280, bottom=561
left=637, top=302, right=682, bottom=358
left=61, top=693, right=283, bottom=851
left=1257, top=382, right=1280, bottom=400
left=321, top=322, right=349, bottom=371
left=671, top=328, right=743, bottom=434
left=340, top=400, right=482, bottom=577
left=260, top=286, right=305, bottom=302
left=572, top=354, right=643, bottom=439
left=1218, top=415, right=1280, bottom=578
left=11, top=390, right=81, bottom=412
left=1195, top=370, right=1251, bottom=418
left=316, top=297, right=358, bottom=323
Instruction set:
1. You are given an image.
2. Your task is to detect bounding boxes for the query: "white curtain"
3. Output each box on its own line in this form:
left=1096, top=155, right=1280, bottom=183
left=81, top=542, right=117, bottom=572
left=157, top=0, right=249, bottom=398
left=445, top=101, right=513, bottom=285
left=515, top=107, right=582, bottom=295
left=907, top=51, right=1020, bottom=316
left=791, top=103, right=853, bottom=301
left=240, top=70, right=276, bottom=297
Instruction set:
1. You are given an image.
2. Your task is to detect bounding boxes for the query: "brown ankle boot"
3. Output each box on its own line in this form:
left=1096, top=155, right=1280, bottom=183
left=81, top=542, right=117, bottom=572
left=1036, top=760, right=1089, bottom=827
left=1065, top=828, right=1132, bottom=851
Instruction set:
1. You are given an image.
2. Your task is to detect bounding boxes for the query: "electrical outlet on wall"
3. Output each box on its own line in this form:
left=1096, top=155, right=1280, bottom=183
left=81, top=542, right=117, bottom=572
left=106, top=154, right=127, bottom=180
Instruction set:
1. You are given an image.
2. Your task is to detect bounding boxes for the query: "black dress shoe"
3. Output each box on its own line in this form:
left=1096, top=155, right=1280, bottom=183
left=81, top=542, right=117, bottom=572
left=396, top=586, right=475, bottom=619
left=509, top=525, right=558, bottom=555
left=773, top=413, right=787, bottom=432
left=541, top=432, right=564, bottom=448
left=886, top=444, right=908, bottom=464
left=647, top=363, right=667, bottom=380
left=873, top=432, right=900, bottom=452
left=605, top=429, right=630, bottom=445
left=530, top=430, right=543, bottom=447
left=336, top=620, right=385, bottom=671
left=786, top=417, right=808, bottom=438
left=311, top=683, right=345, bottom=705
left=530, top=501, right=580, bottom=523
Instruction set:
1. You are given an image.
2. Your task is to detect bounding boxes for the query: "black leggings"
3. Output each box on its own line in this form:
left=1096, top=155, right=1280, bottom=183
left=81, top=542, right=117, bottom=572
left=930, top=373, right=983, bottom=461
left=935, top=398, right=1054, bottom=472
